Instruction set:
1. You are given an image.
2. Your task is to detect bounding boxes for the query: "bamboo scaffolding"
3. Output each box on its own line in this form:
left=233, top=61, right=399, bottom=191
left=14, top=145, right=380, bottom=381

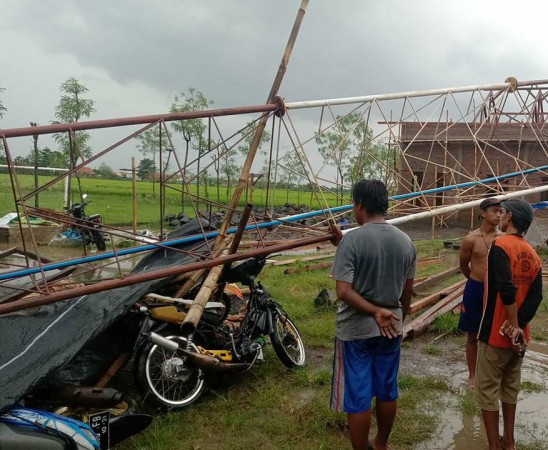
left=181, top=0, right=310, bottom=333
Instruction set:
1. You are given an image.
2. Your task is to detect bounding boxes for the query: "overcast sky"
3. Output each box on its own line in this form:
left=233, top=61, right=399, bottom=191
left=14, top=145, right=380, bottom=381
left=1, top=0, right=548, bottom=171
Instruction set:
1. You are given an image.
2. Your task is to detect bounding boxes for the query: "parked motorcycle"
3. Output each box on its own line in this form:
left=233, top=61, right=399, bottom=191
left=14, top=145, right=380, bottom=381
left=0, top=406, right=100, bottom=449
left=67, top=194, right=106, bottom=251
left=135, top=255, right=306, bottom=409
left=0, top=405, right=151, bottom=450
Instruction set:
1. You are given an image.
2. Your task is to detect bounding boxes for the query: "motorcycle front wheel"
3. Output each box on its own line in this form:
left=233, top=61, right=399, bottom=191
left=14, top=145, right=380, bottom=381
left=134, top=334, right=205, bottom=409
left=270, top=311, right=306, bottom=369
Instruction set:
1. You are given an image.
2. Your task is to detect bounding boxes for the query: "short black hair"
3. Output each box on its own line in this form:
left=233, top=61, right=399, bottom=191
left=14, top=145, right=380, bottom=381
left=352, top=179, right=388, bottom=216
left=511, top=216, right=531, bottom=235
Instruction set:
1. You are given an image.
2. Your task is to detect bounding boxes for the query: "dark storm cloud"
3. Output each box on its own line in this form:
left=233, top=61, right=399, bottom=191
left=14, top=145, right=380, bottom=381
left=2, top=0, right=547, bottom=146
left=4, top=0, right=548, bottom=113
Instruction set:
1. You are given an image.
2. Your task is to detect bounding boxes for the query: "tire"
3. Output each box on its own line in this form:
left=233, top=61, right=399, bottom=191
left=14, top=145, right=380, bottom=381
left=270, top=311, right=306, bottom=368
left=92, top=230, right=107, bottom=251
left=134, top=333, right=205, bottom=409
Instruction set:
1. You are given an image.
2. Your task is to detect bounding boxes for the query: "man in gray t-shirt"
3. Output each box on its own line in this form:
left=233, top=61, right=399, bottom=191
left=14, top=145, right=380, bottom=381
left=329, top=179, right=416, bottom=450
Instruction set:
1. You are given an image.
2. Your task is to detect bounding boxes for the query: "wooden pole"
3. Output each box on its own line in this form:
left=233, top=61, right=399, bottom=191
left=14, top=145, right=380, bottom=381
left=214, top=0, right=308, bottom=245
left=173, top=239, right=231, bottom=298
left=181, top=0, right=309, bottom=333
left=181, top=244, right=231, bottom=333
left=132, top=157, right=137, bottom=234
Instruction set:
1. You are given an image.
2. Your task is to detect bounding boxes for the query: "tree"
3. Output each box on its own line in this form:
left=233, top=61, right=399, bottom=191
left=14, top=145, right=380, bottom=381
left=136, top=126, right=172, bottom=158
left=0, top=88, right=7, bottom=154
left=170, top=88, right=212, bottom=198
left=0, top=88, right=6, bottom=120
left=38, top=148, right=67, bottom=168
left=53, top=77, right=96, bottom=206
left=348, top=139, right=399, bottom=195
left=218, top=145, right=240, bottom=202
left=136, top=126, right=173, bottom=195
left=137, top=158, right=156, bottom=181
left=315, top=112, right=396, bottom=204
left=95, top=162, right=115, bottom=178
left=234, top=120, right=272, bottom=204
left=315, top=113, right=366, bottom=204
left=279, top=150, right=307, bottom=204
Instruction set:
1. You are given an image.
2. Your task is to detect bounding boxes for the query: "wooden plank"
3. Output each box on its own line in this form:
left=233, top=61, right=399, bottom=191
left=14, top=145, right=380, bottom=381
left=403, top=287, right=464, bottom=340
left=272, top=259, right=297, bottom=266
left=416, top=256, right=441, bottom=268
left=0, top=266, right=76, bottom=304
left=301, top=254, right=334, bottom=262
left=409, top=279, right=466, bottom=315
left=15, top=246, right=56, bottom=264
left=413, top=266, right=461, bottom=293
left=272, top=253, right=333, bottom=266
left=283, top=261, right=332, bottom=275
left=0, top=247, right=18, bottom=259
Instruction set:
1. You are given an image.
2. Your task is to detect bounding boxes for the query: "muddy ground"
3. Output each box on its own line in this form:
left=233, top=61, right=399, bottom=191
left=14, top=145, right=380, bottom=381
left=395, top=218, right=548, bottom=450
left=2, top=215, right=547, bottom=449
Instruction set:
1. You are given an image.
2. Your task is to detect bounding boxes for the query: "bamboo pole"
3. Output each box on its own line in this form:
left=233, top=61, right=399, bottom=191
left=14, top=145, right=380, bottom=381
left=181, top=0, right=309, bottom=333
left=132, top=157, right=137, bottom=234
left=173, top=202, right=251, bottom=297
left=181, top=245, right=231, bottom=333
left=214, top=0, right=309, bottom=243
left=173, top=239, right=231, bottom=298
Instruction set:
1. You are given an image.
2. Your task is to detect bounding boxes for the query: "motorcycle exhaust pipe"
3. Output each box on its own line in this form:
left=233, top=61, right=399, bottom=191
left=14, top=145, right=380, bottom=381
left=34, top=386, right=123, bottom=408
left=148, top=332, right=250, bottom=374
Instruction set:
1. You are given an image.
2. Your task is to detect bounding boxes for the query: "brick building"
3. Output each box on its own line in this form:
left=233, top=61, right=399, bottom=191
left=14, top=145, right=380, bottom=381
left=396, top=121, right=547, bottom=225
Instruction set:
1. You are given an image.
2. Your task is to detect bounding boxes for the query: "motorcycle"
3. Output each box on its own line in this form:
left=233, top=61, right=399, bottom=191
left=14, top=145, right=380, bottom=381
left=66, top=194, right=106, bottom=251
left=0, top=406, right=100, bottom=449
left=0, top=405, right=151, bottom=450
left=135, top=255, right=306, bottom=409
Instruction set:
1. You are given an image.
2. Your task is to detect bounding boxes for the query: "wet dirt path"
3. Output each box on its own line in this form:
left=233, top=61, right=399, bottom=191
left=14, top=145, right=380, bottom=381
left=403, top=336, right=548, bottom=450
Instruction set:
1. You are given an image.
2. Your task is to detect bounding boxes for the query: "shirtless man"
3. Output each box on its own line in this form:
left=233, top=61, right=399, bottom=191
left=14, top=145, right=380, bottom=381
left=458, top=197, right=503, bottom=387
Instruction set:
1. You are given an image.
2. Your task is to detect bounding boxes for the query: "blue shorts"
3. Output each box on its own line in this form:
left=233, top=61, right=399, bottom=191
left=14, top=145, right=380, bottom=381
left=458, top=278, right=484, bottom=333
left=330, top=336, right=401, bottom=413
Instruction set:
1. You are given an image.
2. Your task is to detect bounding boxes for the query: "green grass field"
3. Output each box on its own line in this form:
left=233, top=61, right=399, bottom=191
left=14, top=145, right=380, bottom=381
left=116, top=242, right=548, bottom=450
left=0, top=174, right=343, bottom=225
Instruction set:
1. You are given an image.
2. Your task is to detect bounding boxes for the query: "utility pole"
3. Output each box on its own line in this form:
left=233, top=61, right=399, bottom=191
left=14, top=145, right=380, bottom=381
left=30, top=122, right=39, bottom=208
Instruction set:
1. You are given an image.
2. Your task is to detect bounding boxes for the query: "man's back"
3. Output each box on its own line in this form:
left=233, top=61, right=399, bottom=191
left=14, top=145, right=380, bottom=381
left=331, top=223, right=416, bottom=340
left=479, top=234, right=542, bottom=347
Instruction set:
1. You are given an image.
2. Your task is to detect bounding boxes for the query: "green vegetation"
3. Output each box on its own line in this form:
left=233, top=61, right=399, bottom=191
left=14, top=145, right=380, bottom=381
left=422, top=345, right=442, bottom=356
left=520, top=381, right=545, bottom=394
left=430, top=312, right=460, bottom=334
left=458, top=390, right=479, bottom=415
left=118, top=259, right=472, bottom=450
left=0, top=174, right=340, bottom=225
left=531, top=298, right=548, bottom=343
left=416, top=262, right=452, bottom=278
left=413, top=239, right=444, bottom=257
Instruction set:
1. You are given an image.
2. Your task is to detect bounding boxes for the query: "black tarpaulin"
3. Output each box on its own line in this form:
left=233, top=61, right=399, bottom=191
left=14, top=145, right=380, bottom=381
left=0, top=219, right=214, bottom=412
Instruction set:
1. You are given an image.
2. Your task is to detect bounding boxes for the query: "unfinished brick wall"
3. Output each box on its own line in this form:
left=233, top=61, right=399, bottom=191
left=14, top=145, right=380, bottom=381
left=396, top=122, right=547, bottom=225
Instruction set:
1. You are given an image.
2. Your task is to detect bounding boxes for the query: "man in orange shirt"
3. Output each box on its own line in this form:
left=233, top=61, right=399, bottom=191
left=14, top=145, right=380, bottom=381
left=476, top=199, right=543, bottom=450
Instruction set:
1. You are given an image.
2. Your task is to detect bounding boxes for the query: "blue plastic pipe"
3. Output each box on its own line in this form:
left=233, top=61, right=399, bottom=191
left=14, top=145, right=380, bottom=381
left=1, top=164, right=546, bottom=282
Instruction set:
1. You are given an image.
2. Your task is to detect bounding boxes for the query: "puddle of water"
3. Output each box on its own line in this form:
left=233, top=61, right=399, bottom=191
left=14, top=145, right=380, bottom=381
left=418, top=348, right=548, bottom=450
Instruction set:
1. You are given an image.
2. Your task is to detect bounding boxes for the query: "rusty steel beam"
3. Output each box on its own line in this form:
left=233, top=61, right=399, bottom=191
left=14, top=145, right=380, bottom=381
left=0, top=232, right=334, bottom=315
left=0, top=104, right=279, bottom=139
